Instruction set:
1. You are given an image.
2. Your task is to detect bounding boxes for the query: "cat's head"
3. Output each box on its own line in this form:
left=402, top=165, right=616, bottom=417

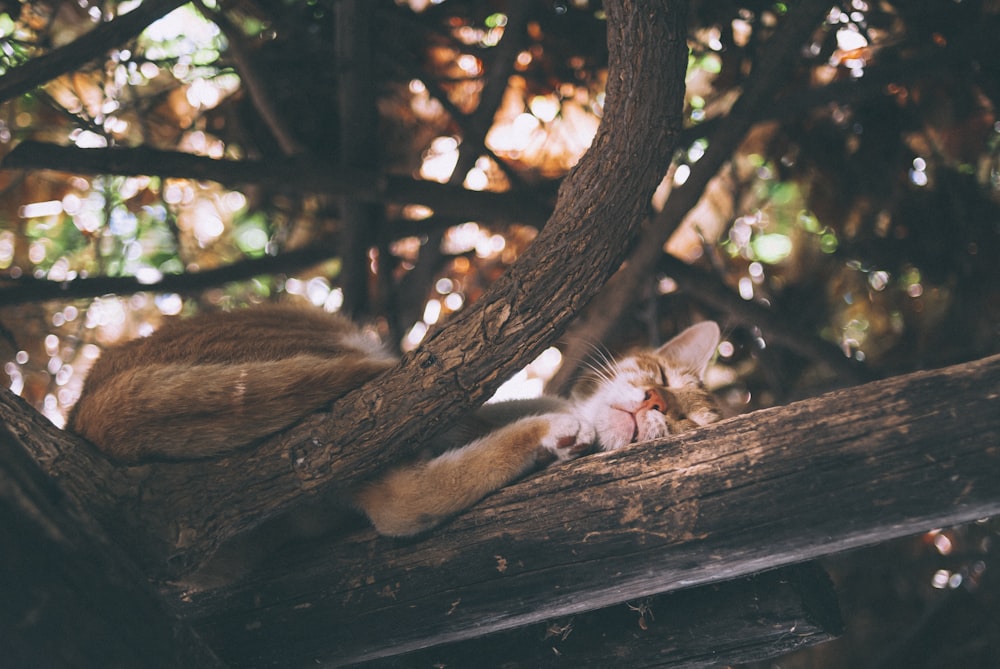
left=574, top=321, right=722, bottom=451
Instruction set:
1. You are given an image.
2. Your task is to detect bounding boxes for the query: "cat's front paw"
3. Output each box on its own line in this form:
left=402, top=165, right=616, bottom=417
left=540, top=413, right=596, bottom=462
left=687, top=407, right=722, bottom=427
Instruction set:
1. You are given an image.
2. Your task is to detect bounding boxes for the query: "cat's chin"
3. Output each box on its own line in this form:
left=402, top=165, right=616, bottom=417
left=594, top=408, right=637, bottom=451
left=636, top=409, right=670, bottom=444
left=595, top=407, right=674, bottom=452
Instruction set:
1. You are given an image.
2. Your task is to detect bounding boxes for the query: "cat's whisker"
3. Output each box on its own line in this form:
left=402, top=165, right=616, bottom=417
left=579, top=358, right=614, bottom=386
left=71, top=303, right=721, bottom=556
left=578, top=339, right=618, bottom=386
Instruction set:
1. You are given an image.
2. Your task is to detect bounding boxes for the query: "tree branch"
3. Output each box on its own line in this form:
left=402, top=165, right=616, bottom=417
left=194, top=0, right=305, bottom=156
left=178, top=353, right=1000, bottom=666
left=0, top=0, right=188, bottom=104
left=550, top=0, right=834, bottom=390
left=0, top=407, right=223, bottom=668
left=0, top=141, right=549, bottom=225
left=0, top=244, right=339, bottom=307
left=14, top=0, right=691, bottom=576
left=446, top=0, right=531, bottom=186
left=336, top=0, right=381, bottom=318
left=0, top=216, right=521, bottom=307
left=335, top=564, right=841, bottom=669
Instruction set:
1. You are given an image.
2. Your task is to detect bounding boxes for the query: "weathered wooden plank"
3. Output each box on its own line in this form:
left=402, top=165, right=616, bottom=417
left=182, top=354, right=1000, bottom=667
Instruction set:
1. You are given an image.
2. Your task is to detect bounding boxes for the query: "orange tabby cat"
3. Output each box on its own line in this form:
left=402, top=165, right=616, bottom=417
left=69, top=304, right=721, bottom=537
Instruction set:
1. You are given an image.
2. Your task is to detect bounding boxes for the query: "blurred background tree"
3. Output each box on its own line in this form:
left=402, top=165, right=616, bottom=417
left=0, top=0, right=998, bottom=666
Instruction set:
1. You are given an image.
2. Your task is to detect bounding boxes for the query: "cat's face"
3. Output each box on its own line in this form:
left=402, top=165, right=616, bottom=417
left=574, top=322, right=722, bottom=451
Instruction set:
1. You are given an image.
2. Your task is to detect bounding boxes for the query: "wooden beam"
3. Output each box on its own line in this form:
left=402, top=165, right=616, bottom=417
left=179, top=353, right=1000, bottom=666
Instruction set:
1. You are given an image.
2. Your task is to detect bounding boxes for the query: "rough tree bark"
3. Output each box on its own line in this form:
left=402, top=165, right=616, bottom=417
left=172, top=353, right=1000, bottom=666
left=0, top=422, right=223, bottom=668
left=548, top=0, right=847, bottom=393
left=4, top=2, right=995, bottom=667
left=5, top=0, right=691, bottom=578
left=356, top=563, right=842, bottom=669
left=0, top=395, right=842, bottom=665
left=3, top=346, right=996, bottom=666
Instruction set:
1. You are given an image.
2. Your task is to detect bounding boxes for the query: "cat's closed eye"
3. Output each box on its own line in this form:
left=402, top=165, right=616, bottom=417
left=69, top=306, right=722, bottom=547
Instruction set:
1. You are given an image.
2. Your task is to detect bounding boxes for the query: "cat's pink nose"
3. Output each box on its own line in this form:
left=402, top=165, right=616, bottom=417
left=640, top=387, right=669, bottom=413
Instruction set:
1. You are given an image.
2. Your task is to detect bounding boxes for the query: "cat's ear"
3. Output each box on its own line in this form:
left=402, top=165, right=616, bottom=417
left=656, top=321, right=720, bottom=378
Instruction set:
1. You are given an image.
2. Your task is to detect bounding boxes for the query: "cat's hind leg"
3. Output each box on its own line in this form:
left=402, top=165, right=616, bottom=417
left=353, top=413, right=594, bottom=536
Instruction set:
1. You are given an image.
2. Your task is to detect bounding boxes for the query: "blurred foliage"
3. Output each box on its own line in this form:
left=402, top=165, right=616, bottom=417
left=0, top=0, right=998, bottom=666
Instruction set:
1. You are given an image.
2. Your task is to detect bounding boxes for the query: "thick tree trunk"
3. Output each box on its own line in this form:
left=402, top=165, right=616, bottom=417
left=174, top=353, right=1000, bottom=666
left=0, top=423, right=223, bottom=668
left=3, top=353, right=996, bottom=666
left=0, top=393, right=842, bottom=667
left=2, top=0, right=692, bottom=577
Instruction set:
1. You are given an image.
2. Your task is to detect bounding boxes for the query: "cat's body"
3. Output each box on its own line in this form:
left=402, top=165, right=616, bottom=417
left=69, top=304, right=722, bottom=538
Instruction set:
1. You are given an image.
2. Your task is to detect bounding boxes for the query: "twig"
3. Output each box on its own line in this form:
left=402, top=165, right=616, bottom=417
left=0, top=244, right=338, bottom=307
left=0, top=0, right=188, bottom=104
left=446, top=0, right=531, bottom=188
left=193, top=0, right=305, bottom=156
left=656, top=253, right=869, bottom=383
left=0, top=141, right=549, bottom=225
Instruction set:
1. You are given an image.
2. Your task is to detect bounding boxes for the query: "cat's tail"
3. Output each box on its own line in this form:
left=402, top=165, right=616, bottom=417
left=69, top=354, right=395, bottom=462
